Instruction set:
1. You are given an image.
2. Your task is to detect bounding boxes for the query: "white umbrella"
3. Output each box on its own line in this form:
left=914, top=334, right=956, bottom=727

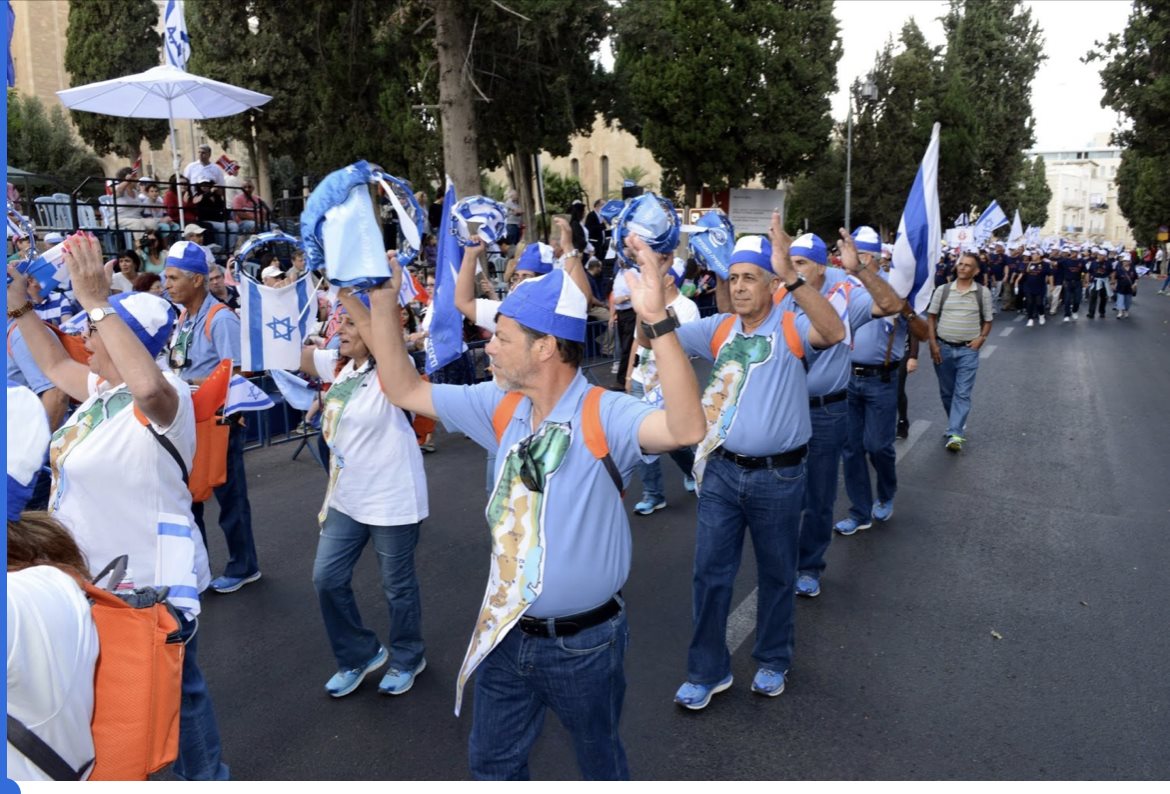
left=56, top=65, right=272, bottom=225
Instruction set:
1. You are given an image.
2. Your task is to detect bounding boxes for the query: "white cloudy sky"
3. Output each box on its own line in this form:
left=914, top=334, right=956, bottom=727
left=832, top=0, right=1134, bottom=151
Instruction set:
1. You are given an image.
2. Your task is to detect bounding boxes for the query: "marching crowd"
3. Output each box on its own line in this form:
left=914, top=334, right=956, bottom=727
left=6, top=164, right=1162, bottom=781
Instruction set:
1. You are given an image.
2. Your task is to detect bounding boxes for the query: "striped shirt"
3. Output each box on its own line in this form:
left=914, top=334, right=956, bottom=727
left=927, top=282, right=992, bottom=343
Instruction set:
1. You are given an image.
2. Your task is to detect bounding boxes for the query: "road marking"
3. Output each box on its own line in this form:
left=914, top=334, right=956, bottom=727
left=999, top=327, right=1013, bottom=337
left=1014, top=314, right=1024, bottom=322
left=726, top=418, right=933, bottom=654
left=980, top=344, right=997, bottom=359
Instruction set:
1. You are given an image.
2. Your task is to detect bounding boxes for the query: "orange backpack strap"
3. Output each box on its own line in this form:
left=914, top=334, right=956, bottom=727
left=203, top=302, right=229, bottom=341
left=781, top=310, right=809, bottom=372
left=492, top=391, right=525, bottom=443
left=771, top=284, right=789, bottom=305
left=583, top=386, right=623, bottom=494
left=709, top=314, right=738, bottom=359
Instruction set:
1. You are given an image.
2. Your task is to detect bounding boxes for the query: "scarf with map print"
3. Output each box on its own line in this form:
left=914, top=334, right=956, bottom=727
left=454, top=419, right=571, bottom=716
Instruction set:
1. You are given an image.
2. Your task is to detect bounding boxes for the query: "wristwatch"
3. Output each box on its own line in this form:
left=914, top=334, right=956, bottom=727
left=640, top=306, right=680, bottom=339
left=784, top=274, right=807, bottom=292
left=89, top=305, right=117, bottom=323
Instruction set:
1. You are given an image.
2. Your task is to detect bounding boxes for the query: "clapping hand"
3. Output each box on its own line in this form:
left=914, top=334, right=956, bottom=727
left=768, top=212, right=797, bottom=282
left=625, top=234, right=669, bottom=323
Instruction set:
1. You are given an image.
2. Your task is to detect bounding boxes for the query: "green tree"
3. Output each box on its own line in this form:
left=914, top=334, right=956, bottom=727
left=1012, top=155, right=1051, bottom=226
left=851, top=19, right=942, bottom=236
left=612, top=0, right=841, bottom=206
left=785, top=140, right=846, bottom=242
left=540, top=167, right=585, bottom=213
left=63, top=0, right=169, bottom=158
left=1087, top=0, right=1170, bottom=243
left=937, top=0, right=1045, bottom=219
left=6, top=90, right=105, bottom=188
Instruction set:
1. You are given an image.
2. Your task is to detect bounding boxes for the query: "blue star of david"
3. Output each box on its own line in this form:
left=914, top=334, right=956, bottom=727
left=267, top=316, right=295, bottom=341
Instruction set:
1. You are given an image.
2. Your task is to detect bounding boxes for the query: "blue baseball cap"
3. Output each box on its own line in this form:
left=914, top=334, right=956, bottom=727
left=165, top=240, right=210, bottom=275
left=728, top=235, right=774, bottom=274
left=790, top=233, right=828, bottom=265
left=498, top=270, right=587, bottom=343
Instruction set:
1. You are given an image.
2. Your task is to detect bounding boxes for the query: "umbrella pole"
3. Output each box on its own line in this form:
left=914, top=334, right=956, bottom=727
left=169, top=107, right=184, bottom=228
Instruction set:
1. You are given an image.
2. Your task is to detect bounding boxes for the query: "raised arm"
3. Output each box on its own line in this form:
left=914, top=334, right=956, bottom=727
left=7, top=266, right=91, bottom=402
left=553, top=217, right=594, bottom=302
left=770, top=214, right=844, bottom=349
left=453, top=240, right=485, bottom=324
left=343, top=254, right=436, bottom=419
left=836, top=228, right=904, bottom=317
left=626, top=236, right=706, bottom=453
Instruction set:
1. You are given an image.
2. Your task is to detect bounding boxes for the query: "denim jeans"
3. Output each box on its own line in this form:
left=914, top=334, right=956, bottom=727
left=202, top=220, right=239, bottom=251
left=192, top=422, right=259, bottom=579
left=173, top=614, right=230, bottom=780
left=689, top=453, right=805, bottom=684
left=468, top=606, right=629, bottom=780
left=312, top=508, right=424, bottom=671
left=796, top=401, right=847, bottom=579
left=629, top=379, right=695, bottom=502
left=1062, top=282, right=1083, bottom=316
left=1116, top=293, right=1133, bottom=311
left=933, top=344, right=980, bottom=438
left=842, top=373, right=899, bottom=524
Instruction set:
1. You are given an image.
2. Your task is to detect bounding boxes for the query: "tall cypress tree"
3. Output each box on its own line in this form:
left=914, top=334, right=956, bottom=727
left=63, top=0, right=170, bottom=158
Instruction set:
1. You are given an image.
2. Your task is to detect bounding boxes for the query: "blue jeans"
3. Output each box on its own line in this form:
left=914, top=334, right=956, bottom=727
left=469, top=606, right=629, bottom=780
left=689, top=453, right=806, bottom=684
left=312, top=508, right=424, bottom=671
left=842, top=373, right=899, bottom=523
left=933, top=344, right=980, bottom=438
left=1116, top=293, right=1133, bottom=311
left=630, top=379, right=695, bottom=502
left=173, top=614, right=230, bottom=780
left=192, top=422, right=259, bottom=579
left=796, top=401, right=847, bottom=578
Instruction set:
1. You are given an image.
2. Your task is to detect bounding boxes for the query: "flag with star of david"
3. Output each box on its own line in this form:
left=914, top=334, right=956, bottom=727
left=239, top=270, right=315, bottom=371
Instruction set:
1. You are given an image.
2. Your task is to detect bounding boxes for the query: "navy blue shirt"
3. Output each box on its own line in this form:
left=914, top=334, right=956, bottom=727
left=1019, top=261, right=1048, bottom=295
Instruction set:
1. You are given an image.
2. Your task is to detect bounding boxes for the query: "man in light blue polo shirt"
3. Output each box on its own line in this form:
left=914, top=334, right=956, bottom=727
left=774, top=229, right=903, bottom=599
left=164, top=241, right=261, bottom=594
left=348, top=235, right=705, bottom=780
left=839, top=251, right=928, bottom=543
left=671, top=214, right=845, bottom=710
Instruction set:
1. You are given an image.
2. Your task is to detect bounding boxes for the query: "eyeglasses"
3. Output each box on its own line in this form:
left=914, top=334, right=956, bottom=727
left=515, top=435, right=544, bottom=493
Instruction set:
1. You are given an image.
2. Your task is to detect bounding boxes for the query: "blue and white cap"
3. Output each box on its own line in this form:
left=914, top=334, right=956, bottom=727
left=452, top=195, right=507, bottom=247
left=75, top=292, right=177, bottom=358
left=613, top=193, right=681, bottom=270
left=729, top=235, right=774, bottom=274
left=851, top=226, right=882, bottom=256
left=7, top=381, right=50, bottom=521
left=790, top=233, right=828, bottom=265
left=516, top=242, right=555, bottom=275
left=166, top=240, right=210, bottom=275
left=598, top=199, right=626, bottom=225
left=671, top=256, right=687, bottom=286
left=498, top=269, right=587, bottom=343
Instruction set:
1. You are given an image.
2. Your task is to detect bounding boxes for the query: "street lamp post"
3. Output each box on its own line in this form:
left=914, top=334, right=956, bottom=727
left=845, top=74, right=879, bottom=232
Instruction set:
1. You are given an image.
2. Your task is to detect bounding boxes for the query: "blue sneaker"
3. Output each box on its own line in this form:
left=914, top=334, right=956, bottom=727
left=378, top=658, right=427, bottom=695
left=872, top=500, right=894, bottom=521
left=674, top=674, right=733, bottom=710
left=795, top=574, right=821, bottom=598
left=683, top=477, right=697, bottom=493
left=834, top=517, right=872, bottom=536
left=751, top=668, right=786, bottom=697
left=325, top=646, right=388, bottom=698
left=210, top=570, right=262, bottom=593
left=634, top=498, right=666, bottom=516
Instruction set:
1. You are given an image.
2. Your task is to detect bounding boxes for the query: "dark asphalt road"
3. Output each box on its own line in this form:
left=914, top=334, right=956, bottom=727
left=191, top=282, right=1170, bottom=780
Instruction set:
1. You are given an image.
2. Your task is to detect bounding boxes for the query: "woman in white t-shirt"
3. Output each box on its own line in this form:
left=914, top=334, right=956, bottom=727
left=299, top=290, right=429, bottom=699
left=6, top=233, right=229, bottom=780
left=6, top=382, right=98, bottom=781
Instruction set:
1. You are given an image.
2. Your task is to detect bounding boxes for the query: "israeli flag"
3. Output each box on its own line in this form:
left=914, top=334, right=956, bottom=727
left=424, top=178, right=469, bottom=375
left=163, top=0, right=190, bottom=71
left=239, top=271, right=315, bottom=371
left=1024, top=225, right=1041, bottom=247
left=269, top=369, right=318, bottom=411
left=224, top=374, right=275, bottom=416
left=889, top=122, right=941, bottom=315
left=972, top=200, right=1009, bottom=244
left=17, top=240, right=70, bottom=294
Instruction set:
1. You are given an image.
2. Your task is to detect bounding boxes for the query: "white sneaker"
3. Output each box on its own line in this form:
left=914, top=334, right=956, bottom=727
left=1062, top=316, right=1070, bottom=323
left=1072, top=313, right=1078, bottom=320
left=1026, top=319, right=1034, bottom=327
left=1039, top=316, right=1046, bottom=326
left=610, top=361, right=620, bottom=374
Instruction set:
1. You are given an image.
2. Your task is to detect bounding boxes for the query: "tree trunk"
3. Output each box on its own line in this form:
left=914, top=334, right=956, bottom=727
left=512, top=147, right=537, bottom=243
left=433, top=0, right=479, bottom=198
left=256, top=139, right=273, bottom=224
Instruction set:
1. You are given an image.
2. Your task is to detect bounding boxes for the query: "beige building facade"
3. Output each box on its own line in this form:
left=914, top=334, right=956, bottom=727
left=1028, top=133, right=1135, bottom=248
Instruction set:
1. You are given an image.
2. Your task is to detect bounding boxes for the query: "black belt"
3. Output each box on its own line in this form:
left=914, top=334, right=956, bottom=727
left=518, top=596, right=622, bottom=638
left=937, top=338, right=973, bottom=347
left=852, top=362, right=899, bottom=377
left=715, top=444, right=807, bottom=470
left=808, top=389, right=847, bottom=408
